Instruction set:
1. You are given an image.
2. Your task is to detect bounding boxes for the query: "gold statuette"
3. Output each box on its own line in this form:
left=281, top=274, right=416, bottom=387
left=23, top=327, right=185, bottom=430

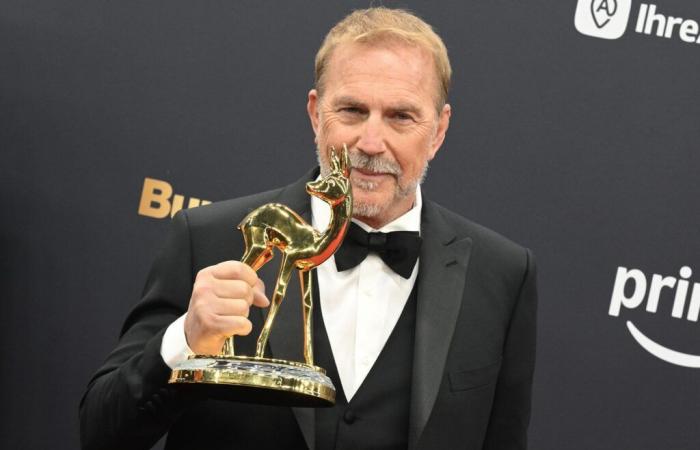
left=169, top=146, right=352, bottom=407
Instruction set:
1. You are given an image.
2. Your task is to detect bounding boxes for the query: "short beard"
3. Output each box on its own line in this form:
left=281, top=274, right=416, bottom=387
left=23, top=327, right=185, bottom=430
left=317, top=148, right=429, bottom=219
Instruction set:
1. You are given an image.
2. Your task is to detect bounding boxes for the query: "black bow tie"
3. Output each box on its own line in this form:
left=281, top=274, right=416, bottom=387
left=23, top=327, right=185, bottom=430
left=334, top=222, right=422, bottom=279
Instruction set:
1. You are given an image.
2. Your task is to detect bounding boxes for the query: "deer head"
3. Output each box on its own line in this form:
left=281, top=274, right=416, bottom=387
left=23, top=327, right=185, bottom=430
left=306, top=145, right=352, bottom=206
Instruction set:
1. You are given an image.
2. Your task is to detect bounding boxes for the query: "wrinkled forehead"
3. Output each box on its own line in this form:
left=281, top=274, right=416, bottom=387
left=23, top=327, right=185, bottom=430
left=324, top=40, right=441, bottom=108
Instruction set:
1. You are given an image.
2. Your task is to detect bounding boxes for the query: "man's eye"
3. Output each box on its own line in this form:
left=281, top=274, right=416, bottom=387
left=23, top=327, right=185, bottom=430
left=340, top=107, right=362, bottom=114
left=393, top=112, right=414, bottom=121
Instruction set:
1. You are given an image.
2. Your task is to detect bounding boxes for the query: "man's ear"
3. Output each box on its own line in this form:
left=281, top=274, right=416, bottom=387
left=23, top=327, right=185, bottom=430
left=307, top=89, right=320, bottom=138
left=428, top=103, right=451, bottom=160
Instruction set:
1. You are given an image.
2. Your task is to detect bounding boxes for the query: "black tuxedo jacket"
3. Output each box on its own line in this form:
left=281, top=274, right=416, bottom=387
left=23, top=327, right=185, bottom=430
left=80, top=168, right=537, bottom=450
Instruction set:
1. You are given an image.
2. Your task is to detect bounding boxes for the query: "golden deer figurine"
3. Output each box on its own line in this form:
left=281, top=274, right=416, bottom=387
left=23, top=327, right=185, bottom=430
left=222, top=146, right=352, bottom=366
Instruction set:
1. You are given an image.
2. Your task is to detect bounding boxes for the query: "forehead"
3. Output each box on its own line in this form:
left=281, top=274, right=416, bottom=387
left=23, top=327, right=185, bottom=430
left=322, top=41, right=439, bottom=107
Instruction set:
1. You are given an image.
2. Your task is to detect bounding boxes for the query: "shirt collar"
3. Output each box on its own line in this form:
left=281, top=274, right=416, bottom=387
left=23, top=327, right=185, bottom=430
left=311, top=178, right=422, bottom=235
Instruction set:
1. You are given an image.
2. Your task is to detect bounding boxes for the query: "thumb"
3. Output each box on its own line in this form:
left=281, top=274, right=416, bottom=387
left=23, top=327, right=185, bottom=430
left=252, top=278, right=270, bottom=307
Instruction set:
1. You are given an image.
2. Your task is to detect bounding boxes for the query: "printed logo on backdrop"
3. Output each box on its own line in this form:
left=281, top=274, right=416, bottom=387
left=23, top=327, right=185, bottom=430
left=575, top=0, right=632, bottom=39
left=575, top=2, right=700, bottom=44
left=138, top=177, right=211, bottom=219
left=609, top=266, right=700, bottom=368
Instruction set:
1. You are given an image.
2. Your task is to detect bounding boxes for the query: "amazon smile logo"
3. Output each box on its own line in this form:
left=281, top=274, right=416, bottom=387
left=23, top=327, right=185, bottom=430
left=609, top=266, right=700, bottom=368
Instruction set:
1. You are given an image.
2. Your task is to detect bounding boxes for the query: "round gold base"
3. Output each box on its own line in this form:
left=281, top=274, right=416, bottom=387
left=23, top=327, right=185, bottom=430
left=169, top=355, right=336, bottom=407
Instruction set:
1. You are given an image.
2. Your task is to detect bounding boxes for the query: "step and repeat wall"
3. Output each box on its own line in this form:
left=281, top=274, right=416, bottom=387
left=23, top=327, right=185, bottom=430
left=2, top=1, right=699, bottom=449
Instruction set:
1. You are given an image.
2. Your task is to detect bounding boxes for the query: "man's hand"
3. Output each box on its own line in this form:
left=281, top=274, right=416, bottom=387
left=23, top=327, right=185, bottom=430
left=184, top=261, right=270, bottom=354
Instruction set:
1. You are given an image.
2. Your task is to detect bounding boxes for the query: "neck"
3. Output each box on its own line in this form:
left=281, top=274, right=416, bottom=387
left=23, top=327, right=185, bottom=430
left=318, top=196, right=352, bottom=252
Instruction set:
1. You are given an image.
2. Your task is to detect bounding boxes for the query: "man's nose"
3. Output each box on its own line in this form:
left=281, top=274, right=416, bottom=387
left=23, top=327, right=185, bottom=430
left=355, top=114, right=385, bottom=155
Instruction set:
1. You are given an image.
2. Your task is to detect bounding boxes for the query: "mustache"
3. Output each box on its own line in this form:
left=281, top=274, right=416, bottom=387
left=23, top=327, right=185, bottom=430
left=348, top=150, right=401, bottom=177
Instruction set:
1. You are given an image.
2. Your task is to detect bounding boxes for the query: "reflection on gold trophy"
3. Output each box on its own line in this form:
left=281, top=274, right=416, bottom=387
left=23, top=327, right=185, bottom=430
left=169, top=146, right=352, bottom=406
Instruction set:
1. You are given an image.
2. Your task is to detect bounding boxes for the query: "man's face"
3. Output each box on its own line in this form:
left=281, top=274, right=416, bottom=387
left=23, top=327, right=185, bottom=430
left=307, top=41, right=451, bottom=228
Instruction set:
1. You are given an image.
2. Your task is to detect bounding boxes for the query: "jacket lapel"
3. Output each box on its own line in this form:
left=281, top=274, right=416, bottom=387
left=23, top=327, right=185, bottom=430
left=254, top=168, right=318, bottom=450
left=408, top=200, right=473, bottom=450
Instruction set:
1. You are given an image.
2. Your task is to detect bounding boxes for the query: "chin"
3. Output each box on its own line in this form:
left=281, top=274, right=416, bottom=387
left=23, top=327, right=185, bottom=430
left=352, top=193, right=391, bottom=220
left=352, top=201, right=384, bottom=220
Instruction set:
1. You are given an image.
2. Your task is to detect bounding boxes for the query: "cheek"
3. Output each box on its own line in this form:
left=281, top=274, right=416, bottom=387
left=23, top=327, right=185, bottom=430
left=320, top=120, right=360, bottom=148
left=320, top=112, right=354, bottom=136
left=320, top=115, right=338, bottom=136
left=393, top=137, right=433, bottom=173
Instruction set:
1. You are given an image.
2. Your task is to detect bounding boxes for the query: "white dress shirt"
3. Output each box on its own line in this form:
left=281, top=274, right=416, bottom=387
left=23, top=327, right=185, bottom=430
left=161, top=185, right=422, bottom=401
left=311, top=188, right=421, bottom=399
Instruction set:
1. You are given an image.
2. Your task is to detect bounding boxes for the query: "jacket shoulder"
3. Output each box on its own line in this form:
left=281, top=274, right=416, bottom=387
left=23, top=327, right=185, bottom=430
left=430, top=201, right=532, bottom=275
left=180, top=186, right=284, bottom=229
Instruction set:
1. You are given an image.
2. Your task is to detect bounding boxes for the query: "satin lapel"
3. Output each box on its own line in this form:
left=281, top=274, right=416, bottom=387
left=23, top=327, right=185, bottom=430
left=255, top=168, right=318, bottom=450
left=408, top=200, right=473, bottom=450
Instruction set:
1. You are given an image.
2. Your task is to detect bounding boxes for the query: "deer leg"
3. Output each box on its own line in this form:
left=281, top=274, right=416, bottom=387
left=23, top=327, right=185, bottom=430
left=256, top=254, right=294, bottom=358
left=299, top=269, right=314, bottom=365
left=240, top=226, right=274, bottom=271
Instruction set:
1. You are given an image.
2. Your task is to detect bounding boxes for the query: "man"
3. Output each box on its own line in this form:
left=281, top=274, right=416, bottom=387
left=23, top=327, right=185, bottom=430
left=81, top=7, right=537, bottom=450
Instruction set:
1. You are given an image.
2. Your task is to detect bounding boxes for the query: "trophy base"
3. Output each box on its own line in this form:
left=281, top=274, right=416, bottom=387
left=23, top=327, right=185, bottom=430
left=169, top=355, right=336, bottom=407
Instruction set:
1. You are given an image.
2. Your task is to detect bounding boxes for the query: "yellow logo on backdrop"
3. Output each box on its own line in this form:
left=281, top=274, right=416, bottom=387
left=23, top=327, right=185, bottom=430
left=138, top=177, right=211, bottom=219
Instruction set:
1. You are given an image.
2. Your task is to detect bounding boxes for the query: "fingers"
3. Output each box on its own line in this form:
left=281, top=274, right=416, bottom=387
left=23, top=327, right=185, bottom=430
left=209, top=278, right=270, bottom=307
left=208, top=261, right=269, bottom=305
left=211, top=260, right=258, bottom=286
left=208, top=298, right=251, bottom=318
left=185, top=260, right=269, bottom=354
left=207, top=314, right=254, bottom=337
left=185, top=298, right=254, bottom=354
left=211, top=279, right=255, bottom=305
